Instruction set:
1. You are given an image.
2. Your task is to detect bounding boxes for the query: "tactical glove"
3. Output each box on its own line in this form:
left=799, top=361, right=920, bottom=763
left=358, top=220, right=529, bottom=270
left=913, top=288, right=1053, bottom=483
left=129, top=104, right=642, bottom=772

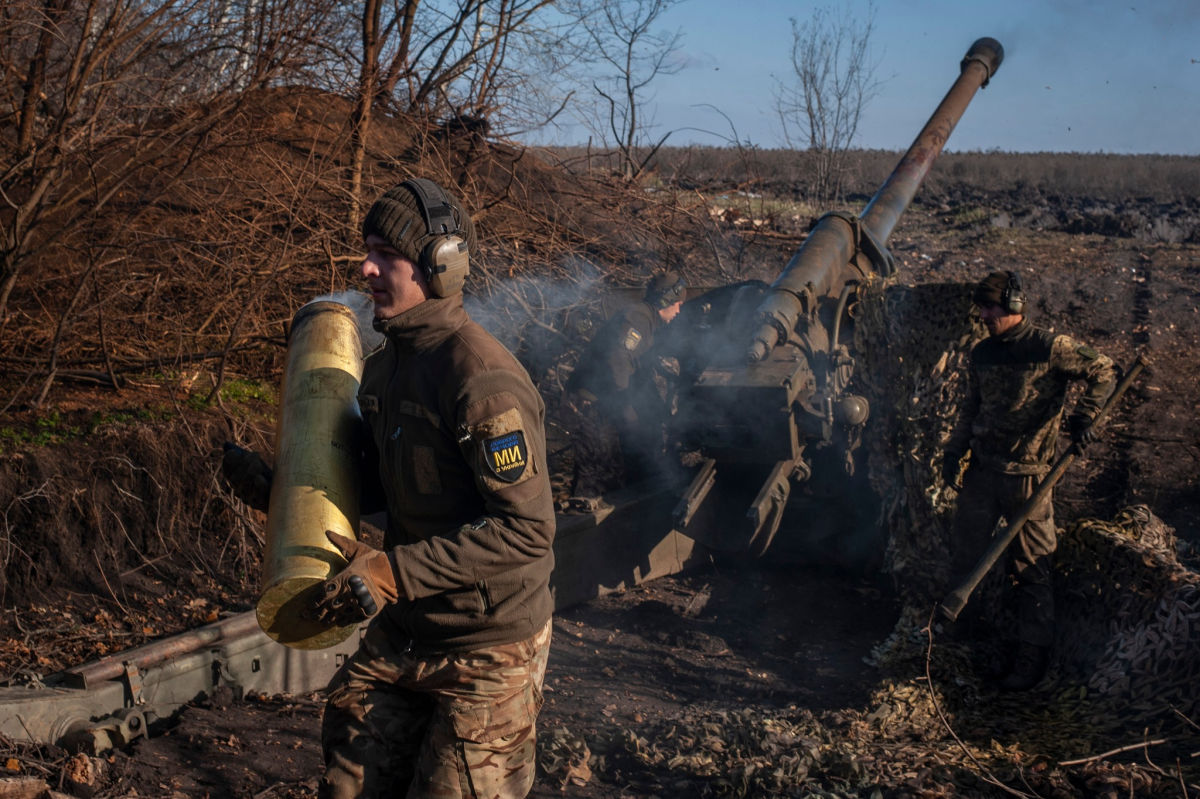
left=1067, top=415, right=1097, bottom=448
left=309, top=531, right=400, bottom=626
left=941, top=452, right=963, bottom=488
left=220, top=442, right=273, bottom=512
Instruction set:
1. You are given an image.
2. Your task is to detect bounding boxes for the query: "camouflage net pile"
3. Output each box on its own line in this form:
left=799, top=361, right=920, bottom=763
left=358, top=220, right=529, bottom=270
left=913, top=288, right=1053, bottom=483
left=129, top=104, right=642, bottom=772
left=1056, top=506, right=1200, bottom=718
left=851, top=278, right=983, bottom=606
left=593, top=677, right=1182, bottom=798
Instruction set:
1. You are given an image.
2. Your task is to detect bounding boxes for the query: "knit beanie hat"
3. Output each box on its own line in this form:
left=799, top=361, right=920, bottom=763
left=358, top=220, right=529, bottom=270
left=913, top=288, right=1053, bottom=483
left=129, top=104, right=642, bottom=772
left=645, top=270, right=686, bottom=309
left=972, top=271, right=1010, bottom=307
left=361, top=180, right=478, bottom=266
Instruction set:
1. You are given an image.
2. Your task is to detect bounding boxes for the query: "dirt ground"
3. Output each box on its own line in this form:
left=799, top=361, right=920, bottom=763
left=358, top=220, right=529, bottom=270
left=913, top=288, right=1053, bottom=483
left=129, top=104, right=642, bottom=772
left=59, top=566, right=891, bottom=799
left=3, top=194, right=1200, bottom=797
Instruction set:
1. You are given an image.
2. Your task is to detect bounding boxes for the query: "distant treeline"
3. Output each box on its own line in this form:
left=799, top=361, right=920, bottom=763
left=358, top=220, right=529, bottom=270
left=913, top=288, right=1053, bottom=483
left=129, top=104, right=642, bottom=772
left=540, top=146, right=1200, bottom=203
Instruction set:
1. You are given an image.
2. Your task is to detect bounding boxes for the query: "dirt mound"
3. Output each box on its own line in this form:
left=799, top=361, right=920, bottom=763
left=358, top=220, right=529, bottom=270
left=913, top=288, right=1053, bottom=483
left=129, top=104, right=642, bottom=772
left=0, top=87, right=755, bottom=418
left=0, top=404, right=263, bottom=677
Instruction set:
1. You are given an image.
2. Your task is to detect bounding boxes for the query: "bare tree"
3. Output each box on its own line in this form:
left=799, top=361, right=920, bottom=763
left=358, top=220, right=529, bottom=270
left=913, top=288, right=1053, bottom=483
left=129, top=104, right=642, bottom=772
left=566, top=0, right=686, bottom=180
left=775, top=3, right=880, bottom=204
left=346, top=0, right=384, bottom=226
left=353, top=0, right=570, bottom=126
left=0, top=0, right=349, bottom=412
left=342, top=0, right=572, bottom=218
left=1, top=0, right=594, bottom=409
left=0, top=0, right=342, bottom=321
left=2, top=0, right=186, bottom=319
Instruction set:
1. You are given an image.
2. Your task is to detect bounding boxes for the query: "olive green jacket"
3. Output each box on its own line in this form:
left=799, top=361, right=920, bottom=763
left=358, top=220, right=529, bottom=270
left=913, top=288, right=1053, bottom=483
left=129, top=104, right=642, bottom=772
left=358, top=295, right=555, bottom=651
left=568, top=300, right=661, bottom=404
left=946, top=317, right=1116, bottom=475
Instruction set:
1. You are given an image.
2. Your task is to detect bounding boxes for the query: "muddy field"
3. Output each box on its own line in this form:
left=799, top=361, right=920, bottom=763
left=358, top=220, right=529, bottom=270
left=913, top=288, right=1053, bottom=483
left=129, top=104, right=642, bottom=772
left=3, top=191, right=1200, bottom=798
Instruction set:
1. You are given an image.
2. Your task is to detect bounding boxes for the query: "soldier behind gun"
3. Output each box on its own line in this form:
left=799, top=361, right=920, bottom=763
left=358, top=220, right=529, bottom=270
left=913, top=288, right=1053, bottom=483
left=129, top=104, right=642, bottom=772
left=564, top=270, right=686, bottom=512
left=941, top=270, right=1115, bottom=691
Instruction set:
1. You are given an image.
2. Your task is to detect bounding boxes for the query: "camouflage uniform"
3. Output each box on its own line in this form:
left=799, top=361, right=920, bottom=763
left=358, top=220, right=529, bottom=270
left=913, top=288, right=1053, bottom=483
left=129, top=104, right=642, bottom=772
left=321, top=294, right=556, bottom=799
left=322, top=620, right=551, bottom=798
left=945, top=317, right=1115, bottom=647
left=567, top=300, right=665, bottom=497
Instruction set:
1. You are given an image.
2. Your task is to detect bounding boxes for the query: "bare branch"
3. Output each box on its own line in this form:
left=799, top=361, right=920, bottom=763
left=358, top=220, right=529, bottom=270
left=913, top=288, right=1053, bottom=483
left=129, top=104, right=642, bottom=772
left=774, top=2, right=880, bottom=203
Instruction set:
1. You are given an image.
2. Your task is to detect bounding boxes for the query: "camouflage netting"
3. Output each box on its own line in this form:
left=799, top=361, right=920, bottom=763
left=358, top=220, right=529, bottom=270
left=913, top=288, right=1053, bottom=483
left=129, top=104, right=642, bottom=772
left=561, top=670, right=1187, bottom=797
left=1056, top=506, right=1200, bottom=717
left=851, top=277, right=1200, bottom=723
left=852, top=278, right=983, bottom=607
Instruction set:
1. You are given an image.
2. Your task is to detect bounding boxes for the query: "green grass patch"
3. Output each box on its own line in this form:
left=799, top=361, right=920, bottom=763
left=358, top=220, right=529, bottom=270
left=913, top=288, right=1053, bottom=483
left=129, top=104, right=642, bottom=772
left=184, top=377, right=276, bottom=411
left=0, top=412, right=82, bottom=452
left=947, top=205, right=994, bottom=227
left=0, top=405, right=194, bottom=455
left=219, top=378, right=276, bottom=404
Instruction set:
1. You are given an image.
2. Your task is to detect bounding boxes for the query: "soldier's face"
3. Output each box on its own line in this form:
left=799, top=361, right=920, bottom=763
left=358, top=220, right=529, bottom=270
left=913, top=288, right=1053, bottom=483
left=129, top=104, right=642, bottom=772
left=361, top=234, right=429, bottom=319
left=659, top=301, right=683, bottom=324
left=976, top=302, right=1022, bottom=336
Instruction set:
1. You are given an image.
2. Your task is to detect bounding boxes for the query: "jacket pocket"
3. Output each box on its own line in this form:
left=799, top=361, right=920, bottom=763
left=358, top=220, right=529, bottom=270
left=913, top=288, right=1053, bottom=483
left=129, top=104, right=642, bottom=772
left=479, top=577, right=525, bottom=617
left=410, top=445, right=442, bottom=495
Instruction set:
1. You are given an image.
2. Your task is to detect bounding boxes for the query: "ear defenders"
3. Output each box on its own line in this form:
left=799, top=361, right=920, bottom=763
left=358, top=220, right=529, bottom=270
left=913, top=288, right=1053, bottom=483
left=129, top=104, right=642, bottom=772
left=652, top=278, right=685, bottom=309
left=1001, top=270, right=1026, bottom=315
left=401, top=178, right=470, bottom=298
left=646, top=272, right=686, bottom=310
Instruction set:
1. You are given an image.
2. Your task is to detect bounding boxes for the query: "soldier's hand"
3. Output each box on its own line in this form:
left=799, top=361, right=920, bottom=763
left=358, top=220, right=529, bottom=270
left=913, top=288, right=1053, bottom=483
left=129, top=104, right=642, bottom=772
left=941, top=452, right=963, bottom=488
left=309, top=531, right=400, bottom=626
left=220, top=442, right=273, bottom=512
left=1067, top=415, right=1097, bottom=448
left=656, top=356, right=681, bottom=378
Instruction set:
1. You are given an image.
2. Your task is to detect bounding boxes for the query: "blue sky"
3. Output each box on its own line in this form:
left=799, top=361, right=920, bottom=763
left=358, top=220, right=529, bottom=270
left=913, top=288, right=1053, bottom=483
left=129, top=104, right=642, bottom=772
left=560, top=0, right=1200, bottom=154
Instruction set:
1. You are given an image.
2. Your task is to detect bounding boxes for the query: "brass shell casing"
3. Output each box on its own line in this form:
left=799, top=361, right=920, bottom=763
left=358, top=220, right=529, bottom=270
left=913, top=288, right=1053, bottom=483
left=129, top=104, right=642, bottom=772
left=257, top=300, right=364, bottom=650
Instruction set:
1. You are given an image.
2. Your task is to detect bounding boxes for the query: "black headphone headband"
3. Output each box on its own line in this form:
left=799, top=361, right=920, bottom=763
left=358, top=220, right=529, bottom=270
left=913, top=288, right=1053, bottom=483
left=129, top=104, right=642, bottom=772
left=402, top=178, right=459, bottom=237
left=653, top=279, right=684, bottom=308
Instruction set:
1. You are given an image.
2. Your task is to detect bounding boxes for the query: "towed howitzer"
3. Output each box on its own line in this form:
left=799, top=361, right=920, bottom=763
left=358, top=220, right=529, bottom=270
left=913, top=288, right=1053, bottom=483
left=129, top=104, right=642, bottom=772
left=667, top=38, right=1004, bottom=559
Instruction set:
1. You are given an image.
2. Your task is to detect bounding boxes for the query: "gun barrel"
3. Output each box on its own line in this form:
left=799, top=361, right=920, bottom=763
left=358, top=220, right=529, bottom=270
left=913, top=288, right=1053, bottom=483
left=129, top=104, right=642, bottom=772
left=748, top=37, right=1004, bottom=362
left=862, top=37, right=1003, bottom=242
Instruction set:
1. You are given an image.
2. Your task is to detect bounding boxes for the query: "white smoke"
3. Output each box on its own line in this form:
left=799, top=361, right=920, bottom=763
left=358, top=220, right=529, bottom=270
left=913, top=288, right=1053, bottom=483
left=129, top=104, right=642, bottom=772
left=464, top=262, right=606, bottom=352
left=306, top=290, right=383, bottom=357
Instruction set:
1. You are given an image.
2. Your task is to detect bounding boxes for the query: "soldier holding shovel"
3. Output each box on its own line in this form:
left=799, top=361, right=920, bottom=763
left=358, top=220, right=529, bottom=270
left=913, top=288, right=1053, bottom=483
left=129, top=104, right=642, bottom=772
left=939, top=270, right=1116, bottom=691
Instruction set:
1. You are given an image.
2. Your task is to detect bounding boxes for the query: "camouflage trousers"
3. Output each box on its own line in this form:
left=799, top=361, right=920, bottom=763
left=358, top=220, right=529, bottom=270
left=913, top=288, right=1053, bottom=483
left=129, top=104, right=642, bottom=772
left=319, top=620, right=552, bottom=799
left=950, top=466, right=1057, bottom=648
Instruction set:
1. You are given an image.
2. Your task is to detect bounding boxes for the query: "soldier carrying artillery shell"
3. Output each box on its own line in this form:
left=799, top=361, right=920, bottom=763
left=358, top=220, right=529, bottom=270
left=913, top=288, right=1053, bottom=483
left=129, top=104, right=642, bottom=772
left=223, top=178, right=555, bottom=799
